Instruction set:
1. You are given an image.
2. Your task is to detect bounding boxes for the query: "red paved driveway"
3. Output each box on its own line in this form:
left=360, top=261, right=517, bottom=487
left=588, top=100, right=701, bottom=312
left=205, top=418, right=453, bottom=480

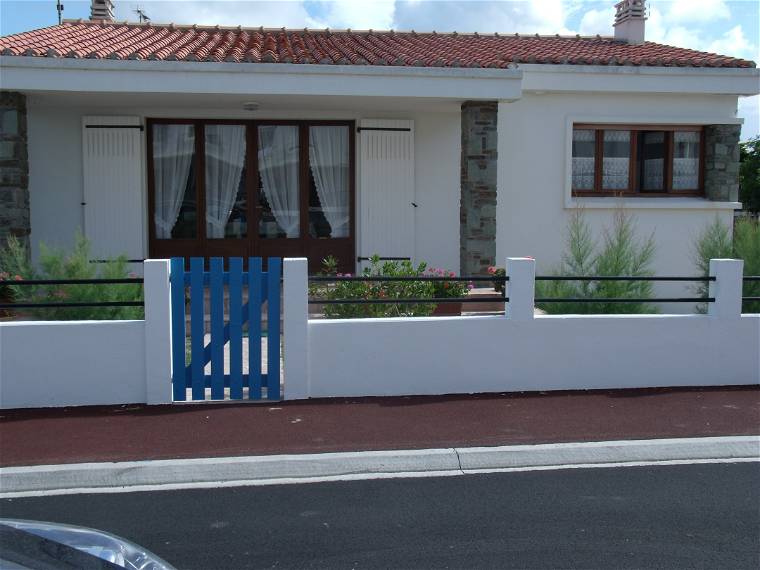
left=1, top=386, right=758, bottom=467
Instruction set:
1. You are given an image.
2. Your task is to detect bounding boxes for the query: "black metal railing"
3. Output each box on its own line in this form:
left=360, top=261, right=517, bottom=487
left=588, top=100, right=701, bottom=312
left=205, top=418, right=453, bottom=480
left=743, top=276, right=760, bottom=303
left=309, top=274, right=507, bottom=305
left=0, top=277, right=144, bottom=309
left=308, top=274, right=717, bottom=306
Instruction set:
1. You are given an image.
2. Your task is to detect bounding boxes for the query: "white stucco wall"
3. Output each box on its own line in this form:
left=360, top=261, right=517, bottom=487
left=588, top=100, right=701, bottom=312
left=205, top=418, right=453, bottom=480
left=496, top=92, right=741, bottom=310
left=25, top=98, right=461, bottom=272
left=0, top=320, right=147, bottom=408
left=307, top=313, right=760, bottom=398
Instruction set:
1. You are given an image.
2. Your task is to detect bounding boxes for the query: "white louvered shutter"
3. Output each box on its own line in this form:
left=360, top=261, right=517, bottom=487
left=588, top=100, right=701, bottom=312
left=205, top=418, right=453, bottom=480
left=82, top=116, right=145, bottom=260
left=358, top=119, right=415, bottom=269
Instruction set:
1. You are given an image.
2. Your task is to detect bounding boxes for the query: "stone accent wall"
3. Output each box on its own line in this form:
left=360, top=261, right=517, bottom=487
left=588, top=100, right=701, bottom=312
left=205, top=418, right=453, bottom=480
left=704, top=124, right=741, bottom=202
left=0, top=91, right=29, bottom=251
left=460, top=101, right=498, bottom=277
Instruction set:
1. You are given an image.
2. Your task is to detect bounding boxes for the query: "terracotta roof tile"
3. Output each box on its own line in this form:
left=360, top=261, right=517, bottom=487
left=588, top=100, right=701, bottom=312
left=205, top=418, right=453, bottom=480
left=0, top=20, right=755, bottom=69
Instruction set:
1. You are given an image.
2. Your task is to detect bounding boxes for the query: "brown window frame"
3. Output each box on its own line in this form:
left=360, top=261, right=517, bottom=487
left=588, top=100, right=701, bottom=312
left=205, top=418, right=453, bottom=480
left=146, top=118, right=356, bottom=272
left=571, top=124, right=705, bottom=197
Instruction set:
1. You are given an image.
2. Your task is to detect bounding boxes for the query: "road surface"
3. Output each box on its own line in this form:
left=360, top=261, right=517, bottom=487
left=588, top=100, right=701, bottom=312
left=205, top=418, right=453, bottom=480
left=1, top=462, right=758, bottom=569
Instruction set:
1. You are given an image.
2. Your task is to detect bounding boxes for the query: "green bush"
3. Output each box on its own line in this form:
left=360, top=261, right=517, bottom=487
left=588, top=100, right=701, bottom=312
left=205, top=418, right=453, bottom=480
left=0, top=232, right=144, bottom=320
left=694, top=217, right=760, bottom=313
left=310, top=255, right=436, bottom=318
left=535, top=211, right=657, bottom=314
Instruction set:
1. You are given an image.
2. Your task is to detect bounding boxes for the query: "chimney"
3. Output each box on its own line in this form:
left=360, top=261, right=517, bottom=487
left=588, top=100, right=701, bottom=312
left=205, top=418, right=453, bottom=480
left=90, top=0, right=115, bottom=21
left=613, top=0, right=647, bottom=45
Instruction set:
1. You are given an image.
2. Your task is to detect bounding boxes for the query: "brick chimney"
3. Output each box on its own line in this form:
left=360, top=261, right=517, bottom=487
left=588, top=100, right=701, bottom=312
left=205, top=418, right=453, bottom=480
left=613, top=0, right=647, bottom=45
left=90, top=0, right=115, bottom=21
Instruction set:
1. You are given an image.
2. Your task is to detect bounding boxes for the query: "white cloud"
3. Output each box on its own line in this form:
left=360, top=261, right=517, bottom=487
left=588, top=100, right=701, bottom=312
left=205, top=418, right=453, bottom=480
left=114, top=1, right=318, bottom=28
left=309, top=0, right=395, bottom=30
left=665, top=0, right=730, bottom=24
left=578, top=7, right=613, bottom=36
left=707, top=25, right=759, bottom=61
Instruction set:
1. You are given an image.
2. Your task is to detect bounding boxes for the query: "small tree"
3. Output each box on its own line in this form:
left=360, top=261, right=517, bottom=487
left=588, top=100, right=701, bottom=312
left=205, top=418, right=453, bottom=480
left=693, top=217, right=760, bottom=313
left=740, top=136, right=760, bottom=213
left=535, top=210, right=657, bottom=314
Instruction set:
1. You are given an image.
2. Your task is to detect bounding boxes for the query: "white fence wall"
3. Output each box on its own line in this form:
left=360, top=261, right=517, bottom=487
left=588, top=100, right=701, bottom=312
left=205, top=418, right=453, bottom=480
left=284, top=257, right=760, bottom=400
left=0, top=260, right=173, bottom=409
left=0, top=320, right=146, bottom=408
left=307, top=314, right=759, bottom=398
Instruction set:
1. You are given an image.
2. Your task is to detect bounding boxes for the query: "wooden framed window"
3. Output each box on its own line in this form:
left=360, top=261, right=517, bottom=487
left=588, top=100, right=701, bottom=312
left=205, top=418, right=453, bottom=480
left=571, top=124, right=704, bottom=196
left=146, top=119, right=356, bottom=272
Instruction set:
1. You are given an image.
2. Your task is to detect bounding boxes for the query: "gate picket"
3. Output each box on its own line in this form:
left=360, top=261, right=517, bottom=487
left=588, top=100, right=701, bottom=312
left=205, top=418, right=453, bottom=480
left=249, top=258, right=263, bottom=400
left=170, top=257, right=186, bottom=402
left=210, top=258, right=225, bottom=400
left=229, top=258, right=244, bottom=400
left=190, top=258, right=205, bottom=400
left=267, top=258, right=281, bottom=400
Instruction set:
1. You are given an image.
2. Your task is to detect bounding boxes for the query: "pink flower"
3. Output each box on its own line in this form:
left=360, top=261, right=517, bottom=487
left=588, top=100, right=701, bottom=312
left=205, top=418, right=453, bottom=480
left=336, top=273, right=343, bottom=277
left=467, top=283, right=475, bottom=290
left=487, top=266, right=497, bottom=275
left=448, top=271, right=456, bottom=277
left=345, top=273, right=352, bottom=278
left=13, top=275, right=22, bottom=281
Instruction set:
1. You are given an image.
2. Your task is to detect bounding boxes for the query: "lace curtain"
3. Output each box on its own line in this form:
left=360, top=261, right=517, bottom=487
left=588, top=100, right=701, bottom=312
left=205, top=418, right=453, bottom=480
left=602, top=130, right=630, bottom=190
left=309, top=126, right=349, bottom=238
left=572, top=129, right=595, bottom=189
left=205, top=125, right=246, bottom=238
left=258, top=125, right=300, bottom=238
left=153, top=124, right=194, bottom=239
left=673, top=131, right=700, bottom=190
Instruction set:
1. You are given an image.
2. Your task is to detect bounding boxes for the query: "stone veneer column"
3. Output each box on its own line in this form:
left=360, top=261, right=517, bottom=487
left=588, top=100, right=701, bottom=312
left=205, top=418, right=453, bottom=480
left=704, top=124, right=741, bottom=202
left=0, top=91, right=30, bottom=251
left=460, top=101, right=498, bottom=277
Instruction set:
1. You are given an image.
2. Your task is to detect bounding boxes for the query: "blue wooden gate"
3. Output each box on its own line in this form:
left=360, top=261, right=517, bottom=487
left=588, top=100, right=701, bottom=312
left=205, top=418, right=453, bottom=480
left=170, top=257, right=281, bottom=402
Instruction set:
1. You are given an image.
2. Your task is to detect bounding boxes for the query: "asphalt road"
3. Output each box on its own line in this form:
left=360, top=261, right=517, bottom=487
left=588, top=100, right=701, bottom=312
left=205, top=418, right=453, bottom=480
left=1, top=463, right=758, bottom=569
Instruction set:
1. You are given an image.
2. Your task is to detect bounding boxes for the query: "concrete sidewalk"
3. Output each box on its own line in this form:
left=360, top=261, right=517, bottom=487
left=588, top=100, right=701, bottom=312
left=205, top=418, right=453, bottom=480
left=1, top=386, right=758, bottom=468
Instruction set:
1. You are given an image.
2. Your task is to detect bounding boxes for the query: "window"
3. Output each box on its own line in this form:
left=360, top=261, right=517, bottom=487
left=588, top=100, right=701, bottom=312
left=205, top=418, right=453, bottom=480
left=572, top=125, right=703, bottom=196
left=148, top=119, right=355, bottom=268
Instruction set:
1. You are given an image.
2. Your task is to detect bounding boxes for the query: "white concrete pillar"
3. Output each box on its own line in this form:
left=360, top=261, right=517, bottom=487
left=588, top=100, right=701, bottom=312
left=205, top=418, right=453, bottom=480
left=708, top=259, right=744, bottom=319
left=283, top=258, right=309, bottom=400
left=506, top=257, right=536, bottom=321
left=143, top=259, right=173, bottom=405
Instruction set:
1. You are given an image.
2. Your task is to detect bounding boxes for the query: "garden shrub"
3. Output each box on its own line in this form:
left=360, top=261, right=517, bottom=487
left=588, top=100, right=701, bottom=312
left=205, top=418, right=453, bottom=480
left=534, top=210, right=657, bottom=314
left=0, top=232, right=144, bottom=320
left=310, top=255, right=436, bottom=318
left=693, top=217, right=760, bottom=313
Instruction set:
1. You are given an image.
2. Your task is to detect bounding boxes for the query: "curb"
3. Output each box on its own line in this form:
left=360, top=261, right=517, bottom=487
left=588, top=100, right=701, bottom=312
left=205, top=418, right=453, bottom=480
left=1, top=436, right=758, bottom=498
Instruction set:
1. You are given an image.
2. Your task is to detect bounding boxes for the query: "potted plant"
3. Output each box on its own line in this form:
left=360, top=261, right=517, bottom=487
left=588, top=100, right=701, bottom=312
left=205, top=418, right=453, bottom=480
left=427, top=268, right=472, bottom=316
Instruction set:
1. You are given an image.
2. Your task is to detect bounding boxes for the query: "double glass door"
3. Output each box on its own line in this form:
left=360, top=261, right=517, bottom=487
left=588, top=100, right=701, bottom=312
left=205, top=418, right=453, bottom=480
left=148, top=119, right=355, bottom=272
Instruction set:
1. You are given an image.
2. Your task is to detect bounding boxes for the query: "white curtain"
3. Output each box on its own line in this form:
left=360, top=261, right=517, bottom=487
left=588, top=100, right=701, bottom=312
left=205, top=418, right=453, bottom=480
left=205, top=125, right=246, bottom=238
left=572, top=129, right=595, bottom=189
left=602, top=130, right=630, bottom=190
left=309, top=126, right=349, bottom=238
left=153, top=124, right=194, bottom=239
left=258, top=126, right=300, bottom=238
left=673, top=131, right=700, bottom=190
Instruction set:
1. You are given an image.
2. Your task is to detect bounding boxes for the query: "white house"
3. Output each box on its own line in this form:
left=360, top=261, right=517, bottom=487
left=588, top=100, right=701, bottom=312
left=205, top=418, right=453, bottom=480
left=1, top=0, right=758, bottom=308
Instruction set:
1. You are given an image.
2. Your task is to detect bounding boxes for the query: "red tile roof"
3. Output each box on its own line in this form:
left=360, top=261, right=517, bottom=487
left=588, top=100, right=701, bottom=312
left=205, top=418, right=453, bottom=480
left=0, top=20, right=755, bottom=69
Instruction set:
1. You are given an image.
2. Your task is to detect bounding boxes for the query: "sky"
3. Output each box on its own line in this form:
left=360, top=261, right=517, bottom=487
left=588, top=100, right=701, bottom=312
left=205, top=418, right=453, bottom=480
left=1, top=0, right=758, bottom=138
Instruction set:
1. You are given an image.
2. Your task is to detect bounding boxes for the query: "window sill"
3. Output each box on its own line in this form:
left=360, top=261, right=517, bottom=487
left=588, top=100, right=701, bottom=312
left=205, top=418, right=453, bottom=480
left=565, top=197, right=741, bottom=211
